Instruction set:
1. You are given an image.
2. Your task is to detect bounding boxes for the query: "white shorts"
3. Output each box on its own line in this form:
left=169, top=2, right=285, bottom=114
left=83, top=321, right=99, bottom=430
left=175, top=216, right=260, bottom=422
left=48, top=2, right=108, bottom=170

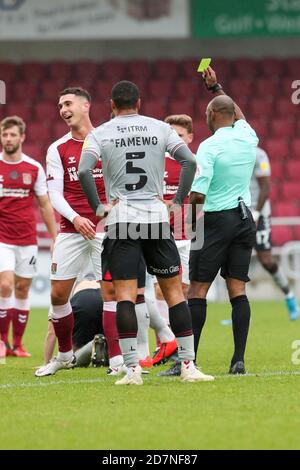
left=176, top=239, right=191, bottom=285
left=50, top=233, right=105, bottom=281
left=0, top=243, right=38, bottom=279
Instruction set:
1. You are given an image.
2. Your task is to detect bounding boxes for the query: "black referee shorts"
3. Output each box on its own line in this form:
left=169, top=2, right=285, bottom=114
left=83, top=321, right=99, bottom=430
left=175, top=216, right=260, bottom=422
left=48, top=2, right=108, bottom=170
left=102, top=223, right=181, bottom=282
left=189, top=207, right=256, bottom=283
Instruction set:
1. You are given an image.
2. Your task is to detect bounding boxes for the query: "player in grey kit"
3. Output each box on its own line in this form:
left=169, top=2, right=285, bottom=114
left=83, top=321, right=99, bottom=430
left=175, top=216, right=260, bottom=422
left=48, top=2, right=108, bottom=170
left=251, top=147, right=299, bottom=320
left=79, top=80, right=214, bottom=385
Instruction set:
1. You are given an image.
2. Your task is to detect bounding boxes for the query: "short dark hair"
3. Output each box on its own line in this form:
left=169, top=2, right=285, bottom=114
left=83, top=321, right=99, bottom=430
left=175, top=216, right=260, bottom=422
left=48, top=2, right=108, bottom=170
left=111, top=81, right=140, bottom=110
left=0, top=115, right=26, bottom=134
left=59, top=87, right=91, bottom=103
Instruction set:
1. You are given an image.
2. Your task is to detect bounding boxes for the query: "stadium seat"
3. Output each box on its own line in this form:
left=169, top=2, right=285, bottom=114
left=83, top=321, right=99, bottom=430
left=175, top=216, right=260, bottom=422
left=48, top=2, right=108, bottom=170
left=248, top=98, right=274, bottom=118
left=48, top=61, right=72, bottom=81
left=26, top=122, right=51, bottom=144
left=194, top=98, right=210, bottom=118
left=264, top=139, right=290, bottom=160
left=286, top=58, right=300, bottom=77
left=270, top=118, right=295, bottom=138
left=0, top=62, right=18, bottom=81
left=273, top=202, right=300, bottom=217
left=270, top=161, right=283, bottom=181
left=228, top=78, right=253, bottom=98
left=14, top=82, right=39, bottom=103
left=23, top=143, right=45, bottom=162
left=293, top=226, right=300, bottom=241
left=53, top=121, right=69, bottom=140
left=149, top=80, right=173, bottom=99
left=34, top=103, right=58, bottom=121
left=155, top=60, right=179, bottom=79
left=281, top=77, right=296, bottom=96
left=248, top=118, right=269, bottom=140
left=282, top=182, right=300, bottom=201
left=193, top=119, right=211, bottom=142
left=20, top=62, right=46, bottom=82
left=100, top=60, right=127, bottom=80
left=6, top=103, right=32, bottom=122
left=276, top=98, right=300, bottom=117
left=176, top=79, right=200, bottom=99
left=256, top=78, right=279, bottom=98
left=213, top=58, right=231, bottom=78
left=270, top=183, right=279, bottom=203
left=127, top=60, right=152, bottom=79
left=290, top=139, right=300, bottom=159
left=233, top=58, right=258, bottom=77
left=286, top=161, right=300, bottom=181
left=90, top=102, right=111, bottom=126
left=181, top=59, right=200, bottom=78
left=73, top=61, right=99, bottom=80
left=94, top=80, right=114, bottom=100
left=271, top=226, right=294, bottom=246
left=143, top=101, right=167, bottom=120
left=41, top=81, right=65, bottom=101
left=259, top=58, right=284, bottom=77
left=168, top=100, right=194, bottom=117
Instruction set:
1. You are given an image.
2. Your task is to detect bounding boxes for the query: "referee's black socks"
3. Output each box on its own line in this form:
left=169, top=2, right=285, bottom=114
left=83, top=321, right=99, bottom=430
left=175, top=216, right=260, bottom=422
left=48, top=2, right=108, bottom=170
left=188, top=298, right=207, bottom=360
left=230, top=295, right=251, bottom=366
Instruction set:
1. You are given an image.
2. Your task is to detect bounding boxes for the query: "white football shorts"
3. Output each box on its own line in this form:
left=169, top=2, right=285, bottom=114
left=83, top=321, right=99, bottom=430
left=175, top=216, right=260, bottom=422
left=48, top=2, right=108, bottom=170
left=50, top=232, right=105, bottom=281
left=0, top=242, right=38, bottom=279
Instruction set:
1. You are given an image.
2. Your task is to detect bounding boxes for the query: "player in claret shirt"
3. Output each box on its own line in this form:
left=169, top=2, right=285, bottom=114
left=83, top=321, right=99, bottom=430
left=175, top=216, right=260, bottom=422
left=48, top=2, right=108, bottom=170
left=0, top=116, right=57, bottom=357
left=35, top=87, right=115, bottom=377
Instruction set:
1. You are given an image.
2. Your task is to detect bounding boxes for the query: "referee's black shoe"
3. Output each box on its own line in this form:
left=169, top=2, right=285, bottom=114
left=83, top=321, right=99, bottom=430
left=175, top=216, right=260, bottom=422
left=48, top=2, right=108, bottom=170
left=229, top=361, right=246, bottom=375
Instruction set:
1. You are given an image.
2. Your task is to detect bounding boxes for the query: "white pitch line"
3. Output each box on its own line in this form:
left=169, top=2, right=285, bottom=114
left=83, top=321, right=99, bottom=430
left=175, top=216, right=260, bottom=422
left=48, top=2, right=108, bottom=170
left=0, top=370, right=300, bottom=389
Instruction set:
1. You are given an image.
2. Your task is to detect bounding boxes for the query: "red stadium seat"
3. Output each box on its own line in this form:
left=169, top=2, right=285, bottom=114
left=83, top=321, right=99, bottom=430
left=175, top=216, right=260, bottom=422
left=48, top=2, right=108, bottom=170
left=248, top=99, right=274, bottom=118
left=276, top=98, right=300, bottom=117
left=282, top=182, right=300, bottom=201
left=286, top=58, right=300, bottom=77
left=100, top=60, right=126, bottom=80
left=256, top=78, right=279, bottom=98
left=168, top=100, right=194, bottom=117
left=233, top=59, right=258, bottom=78
left=259, top=58, right=284, bottom=77
left=94, top=80, right=114, bottom=100
left=143, top=101, right=167, bottom=120
left=273, top=202, right=300, bottom=217
left=127, top=60, right=152, bottom=79
left=270, top=119, right=295, bottom=138
left=34, top=103, right=58, bottom=121
left=213, top=58, right=231, bottom=78
left=149, top=80, right=173, bottom=99
left=90, top=105, right=112, bottom=126
left=41, top=81, right=65, bottom=101
left=290, top=138, right=300, bottom=159
left=0, top=62, right=18, bottom=82
left=181, top=59, right=200, bottom=78
left=26, top=122, right=51, bottom=144
left=228, top=78, right=253, bottom=98
left=293, top=226, right=300, bottom=241
left=248, top=118, right=269, bottom=140
left=53, top=121, right=69, bottom=140
left=20, top=62, right=46, bottom=82
left=154, top=60, right=179, bottom=79
left=270, top=183, right=279, bottom=203
left=193, top=119, right=211, bottom=142
left=23, top=143, right=45, bottom=162
left=6, top=103, right=32, bottom=122
left=73, top=61, right=99, bottom=80
left=270, top=162, right=283, bottom=181
left=264, top=139, right=290, bottom=160
left=194, top=99, right=210, bottom=118
left=271, top=227, right=294, bottom=246
left=286, top=161, right=300, bottom=181
left=48, top=61, right=72, bottom=81
left=14, top=82, right=39, bottom=103
left=176, top=79, right=200, bottom=99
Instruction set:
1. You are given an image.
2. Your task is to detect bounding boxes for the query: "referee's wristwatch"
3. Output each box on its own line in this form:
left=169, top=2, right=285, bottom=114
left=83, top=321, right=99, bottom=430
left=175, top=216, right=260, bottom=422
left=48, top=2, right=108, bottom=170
left=252, top=210, right=260, bottom=223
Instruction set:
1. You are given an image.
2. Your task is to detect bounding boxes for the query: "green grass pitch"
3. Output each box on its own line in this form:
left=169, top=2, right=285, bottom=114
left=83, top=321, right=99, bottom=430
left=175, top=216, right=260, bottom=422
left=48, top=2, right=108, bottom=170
left=0, top=301, right=300, bottom=450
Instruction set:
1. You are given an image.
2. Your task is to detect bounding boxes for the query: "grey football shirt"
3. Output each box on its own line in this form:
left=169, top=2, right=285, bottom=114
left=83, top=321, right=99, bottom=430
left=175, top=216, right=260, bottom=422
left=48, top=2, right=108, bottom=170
left=250, top=147, right=271, bottom=217
left=82, top=114, right=185, bottom=224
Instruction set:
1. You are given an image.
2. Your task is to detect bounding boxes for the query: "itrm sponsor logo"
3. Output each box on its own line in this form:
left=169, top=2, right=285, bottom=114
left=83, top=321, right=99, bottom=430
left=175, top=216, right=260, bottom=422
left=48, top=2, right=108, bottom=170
left=0, top=80, right=6, bottom=104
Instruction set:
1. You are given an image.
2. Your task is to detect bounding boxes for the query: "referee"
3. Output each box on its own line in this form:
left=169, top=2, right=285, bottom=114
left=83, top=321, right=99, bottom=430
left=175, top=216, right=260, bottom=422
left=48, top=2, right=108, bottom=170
left=188, top=66, right=258, bottom=375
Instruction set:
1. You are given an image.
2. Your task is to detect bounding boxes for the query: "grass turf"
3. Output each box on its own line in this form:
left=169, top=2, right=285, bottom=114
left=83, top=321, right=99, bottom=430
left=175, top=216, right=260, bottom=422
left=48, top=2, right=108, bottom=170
left=0, top=301, right=300, bottom=450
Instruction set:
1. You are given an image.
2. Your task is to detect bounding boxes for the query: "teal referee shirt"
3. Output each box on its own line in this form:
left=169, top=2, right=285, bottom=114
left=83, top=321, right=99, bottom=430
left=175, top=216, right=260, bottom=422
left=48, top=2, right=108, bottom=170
left=192, top=120, right=259, bottom=212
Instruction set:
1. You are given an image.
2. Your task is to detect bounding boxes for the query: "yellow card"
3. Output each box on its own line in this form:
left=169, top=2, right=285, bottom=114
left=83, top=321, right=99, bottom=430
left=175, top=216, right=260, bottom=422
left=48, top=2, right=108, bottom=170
left=197, top=58, right=211, bottom=73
